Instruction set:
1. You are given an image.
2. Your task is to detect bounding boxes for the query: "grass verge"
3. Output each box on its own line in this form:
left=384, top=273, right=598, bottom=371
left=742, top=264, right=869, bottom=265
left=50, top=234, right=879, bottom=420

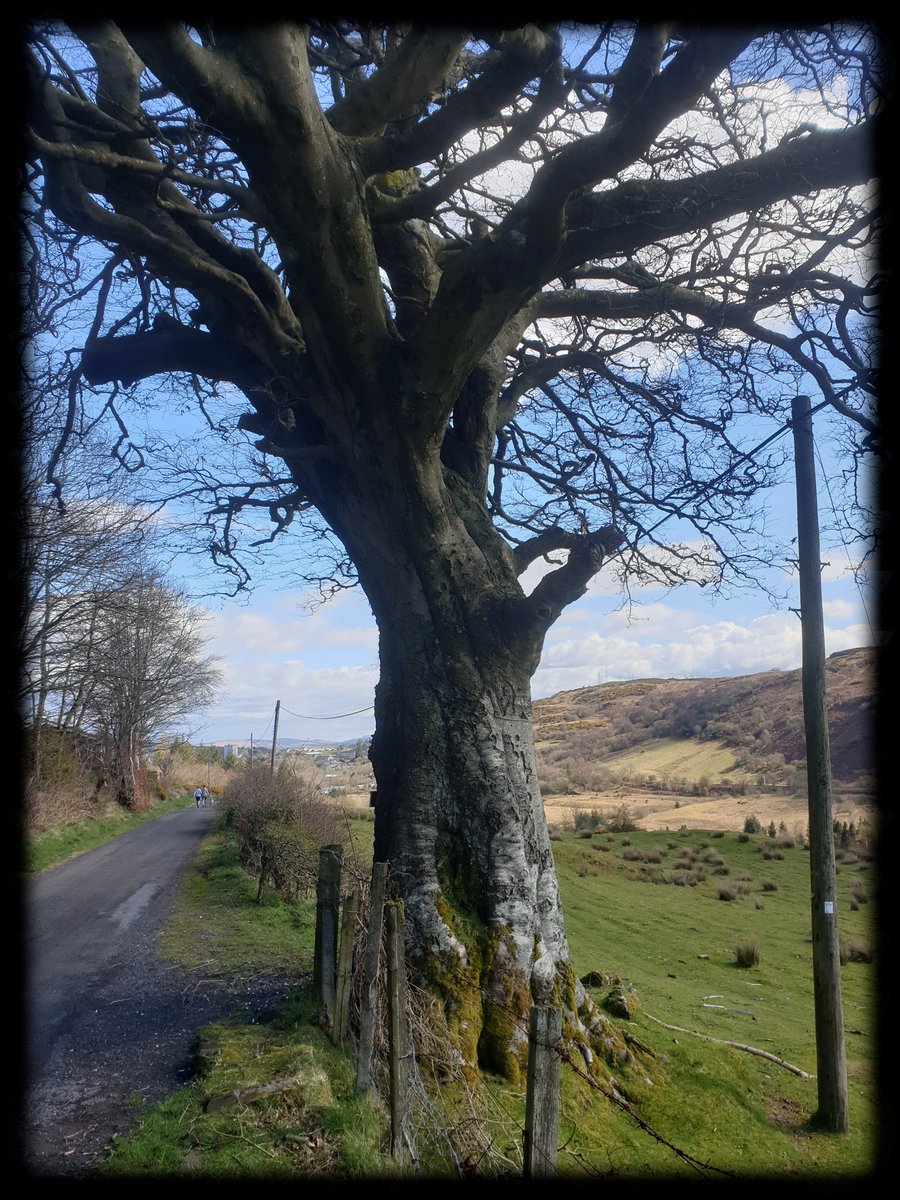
left=24, top=793, right=195, bottom=874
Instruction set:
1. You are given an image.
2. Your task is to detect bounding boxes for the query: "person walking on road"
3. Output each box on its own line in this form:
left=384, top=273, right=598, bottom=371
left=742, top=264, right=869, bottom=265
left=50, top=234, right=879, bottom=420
left=194, top=786, right=204, bottom=808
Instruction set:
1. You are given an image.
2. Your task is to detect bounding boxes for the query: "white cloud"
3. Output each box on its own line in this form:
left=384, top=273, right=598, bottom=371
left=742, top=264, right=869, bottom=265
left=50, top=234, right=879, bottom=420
left=532, top=605, right=873, bottom=700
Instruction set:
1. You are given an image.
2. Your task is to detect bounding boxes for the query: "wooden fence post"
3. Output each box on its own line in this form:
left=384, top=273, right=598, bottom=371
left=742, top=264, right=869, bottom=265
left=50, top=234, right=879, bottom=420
left=314, top=844, right=342, bottom=1035
left=386, top=899, right=410, bottom=1165
left=355, top=861, right=388, bottom=1094
left=334, top=885, right=360, bottom=1047
left=523, top=1005, right=561, bottom=1178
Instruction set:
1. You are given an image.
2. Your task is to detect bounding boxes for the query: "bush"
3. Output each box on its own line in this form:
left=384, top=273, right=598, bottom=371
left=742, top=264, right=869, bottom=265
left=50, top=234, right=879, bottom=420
left=743, top=814, right=763, bottom=834
left=604, top=803, right=639, bottom=833
left=761, top=879, right=778, bottom=892
left=220, top=768, right=344, bottom=903
left=734, top=937, right=760, bottom=967
left=840, top=938, right=873, bottom=964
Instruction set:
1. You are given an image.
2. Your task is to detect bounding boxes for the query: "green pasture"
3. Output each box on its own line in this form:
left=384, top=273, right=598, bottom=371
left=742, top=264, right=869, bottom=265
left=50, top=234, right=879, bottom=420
left=92, top=813, right=881, bottom=1178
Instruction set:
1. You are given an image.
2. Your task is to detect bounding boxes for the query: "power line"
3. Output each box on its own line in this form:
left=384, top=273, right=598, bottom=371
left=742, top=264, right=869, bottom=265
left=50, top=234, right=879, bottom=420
left=635, top=397, right=832, bottom=545
left=281, top=703, right=374, bottom=721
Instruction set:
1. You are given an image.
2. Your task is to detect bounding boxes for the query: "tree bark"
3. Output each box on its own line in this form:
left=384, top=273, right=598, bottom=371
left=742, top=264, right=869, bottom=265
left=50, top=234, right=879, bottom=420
left=309, top=441, right=616, bottom=1080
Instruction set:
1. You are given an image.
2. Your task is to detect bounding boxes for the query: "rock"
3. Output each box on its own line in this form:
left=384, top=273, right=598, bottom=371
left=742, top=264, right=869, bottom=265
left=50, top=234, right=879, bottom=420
left=603, top=985, right=640, bottom=1020
left=580, top=970, right=620, bottom=988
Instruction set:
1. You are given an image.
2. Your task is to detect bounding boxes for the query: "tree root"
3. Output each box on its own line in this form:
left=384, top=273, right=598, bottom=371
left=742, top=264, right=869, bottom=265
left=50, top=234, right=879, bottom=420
left=643, top=1013, right=814, bottom=1078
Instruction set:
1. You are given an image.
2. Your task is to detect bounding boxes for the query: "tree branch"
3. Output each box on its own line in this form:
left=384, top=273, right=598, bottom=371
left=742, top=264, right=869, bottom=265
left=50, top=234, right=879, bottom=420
left=79, top=326, right=266, bottom=390
left=527, top=525, right=625, bottom=618
left=358, top=26, right=560, bottom=176
left=560, top=120, right=877, bottom=272
left=328, top=26, right=469, bottom=136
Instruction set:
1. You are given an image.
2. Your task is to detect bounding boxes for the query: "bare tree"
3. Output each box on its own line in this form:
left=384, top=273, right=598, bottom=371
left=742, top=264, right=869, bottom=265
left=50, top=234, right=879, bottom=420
left=77, top=565, right=221, bottom=810
left=21, top=22, right=884, bottom=1078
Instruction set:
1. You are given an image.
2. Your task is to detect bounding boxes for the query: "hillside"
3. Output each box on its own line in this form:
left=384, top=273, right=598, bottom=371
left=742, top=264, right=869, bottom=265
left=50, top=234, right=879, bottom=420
left=532, top=646, right=875, bottom=801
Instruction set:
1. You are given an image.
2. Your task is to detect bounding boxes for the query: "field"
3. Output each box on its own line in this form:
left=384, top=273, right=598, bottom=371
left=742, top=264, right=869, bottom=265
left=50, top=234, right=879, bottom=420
left=546, top=822, right=880, bottom=1176
left=92, top=806, right=881, bottom=1180
left=543, top=786, right=875, bottom=836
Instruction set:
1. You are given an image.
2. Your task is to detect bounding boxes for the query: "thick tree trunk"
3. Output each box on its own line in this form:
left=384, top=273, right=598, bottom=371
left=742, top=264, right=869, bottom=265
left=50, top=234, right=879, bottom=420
left=320, top=459, right=607, bottom=1080
left=369, top=628, right=578, bottom=1080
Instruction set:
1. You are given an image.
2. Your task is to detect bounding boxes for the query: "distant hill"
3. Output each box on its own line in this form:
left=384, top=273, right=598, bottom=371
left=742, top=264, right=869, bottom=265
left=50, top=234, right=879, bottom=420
left=532, top=647, right=875, bottom=798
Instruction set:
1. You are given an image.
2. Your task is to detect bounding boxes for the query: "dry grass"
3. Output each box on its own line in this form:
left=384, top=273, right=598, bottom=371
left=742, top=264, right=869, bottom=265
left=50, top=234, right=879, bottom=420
left=542, top=788, right=875, bottom=836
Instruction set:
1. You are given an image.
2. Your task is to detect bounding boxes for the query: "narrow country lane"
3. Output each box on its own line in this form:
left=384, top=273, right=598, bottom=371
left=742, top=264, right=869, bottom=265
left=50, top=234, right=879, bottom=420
left=20, top=805, right=294, bottom=1178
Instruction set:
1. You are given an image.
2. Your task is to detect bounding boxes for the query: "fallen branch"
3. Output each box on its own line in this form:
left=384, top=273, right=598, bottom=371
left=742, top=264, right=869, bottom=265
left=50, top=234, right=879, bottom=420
left=644, top=1014, right=814, bottom=1078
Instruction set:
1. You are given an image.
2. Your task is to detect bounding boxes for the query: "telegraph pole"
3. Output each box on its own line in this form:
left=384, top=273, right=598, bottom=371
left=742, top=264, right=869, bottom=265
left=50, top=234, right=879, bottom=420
left=791, top=394, right=849, bottom=1133
left=270, top=700, right=281, bottom=778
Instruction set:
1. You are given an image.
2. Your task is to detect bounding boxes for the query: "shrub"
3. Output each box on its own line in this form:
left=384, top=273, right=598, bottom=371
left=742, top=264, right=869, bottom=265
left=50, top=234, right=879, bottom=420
left=737, top=832, right=750, bottom=843
left=605, top=803, right=639, bottom=833
left=717, top=883, right=738, bottom=901
left=743, top=814, right=763, bottom=834
left=840, top=938, right=873, bottom=964
left=734, top=938, right=760, bottom=967
left=220, top=769, right=344, bottom=903
left=761, top=879, right=778, bottom=892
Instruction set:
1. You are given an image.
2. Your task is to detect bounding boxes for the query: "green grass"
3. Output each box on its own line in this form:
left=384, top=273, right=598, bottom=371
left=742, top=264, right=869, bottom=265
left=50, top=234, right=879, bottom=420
left=553, top=826, right=878, bottom=1176
left=158, top=815, right=317, bottom=976
left=24, top=792, right=196, bottom=874
left=100, top=993, right=396, bottom=1179
left=102, top=814, right=393, bottom=1178
left=102, top=816, right=879, bottom=1179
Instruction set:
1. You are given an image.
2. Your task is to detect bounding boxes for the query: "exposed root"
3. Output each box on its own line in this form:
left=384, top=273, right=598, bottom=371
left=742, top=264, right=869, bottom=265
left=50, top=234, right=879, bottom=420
left=643, top=1013, right=814, bottom=1078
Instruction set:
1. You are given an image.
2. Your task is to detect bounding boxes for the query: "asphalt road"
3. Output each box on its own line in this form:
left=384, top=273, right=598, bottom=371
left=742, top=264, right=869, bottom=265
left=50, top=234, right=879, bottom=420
left=19, top=804, right=296, bottom=1178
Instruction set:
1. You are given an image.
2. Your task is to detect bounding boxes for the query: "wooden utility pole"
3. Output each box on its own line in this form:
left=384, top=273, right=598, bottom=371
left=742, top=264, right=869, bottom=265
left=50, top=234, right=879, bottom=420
left=269, top=699, right=281, bottom=777
left=791, top=394, right=849, bottom=1133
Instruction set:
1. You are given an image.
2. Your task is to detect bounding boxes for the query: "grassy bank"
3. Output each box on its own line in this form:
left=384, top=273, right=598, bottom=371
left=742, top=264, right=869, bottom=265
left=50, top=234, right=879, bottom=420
left=24, top=792, right=196, bottom=874
left=98, top=814, right=880, bottom=1179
